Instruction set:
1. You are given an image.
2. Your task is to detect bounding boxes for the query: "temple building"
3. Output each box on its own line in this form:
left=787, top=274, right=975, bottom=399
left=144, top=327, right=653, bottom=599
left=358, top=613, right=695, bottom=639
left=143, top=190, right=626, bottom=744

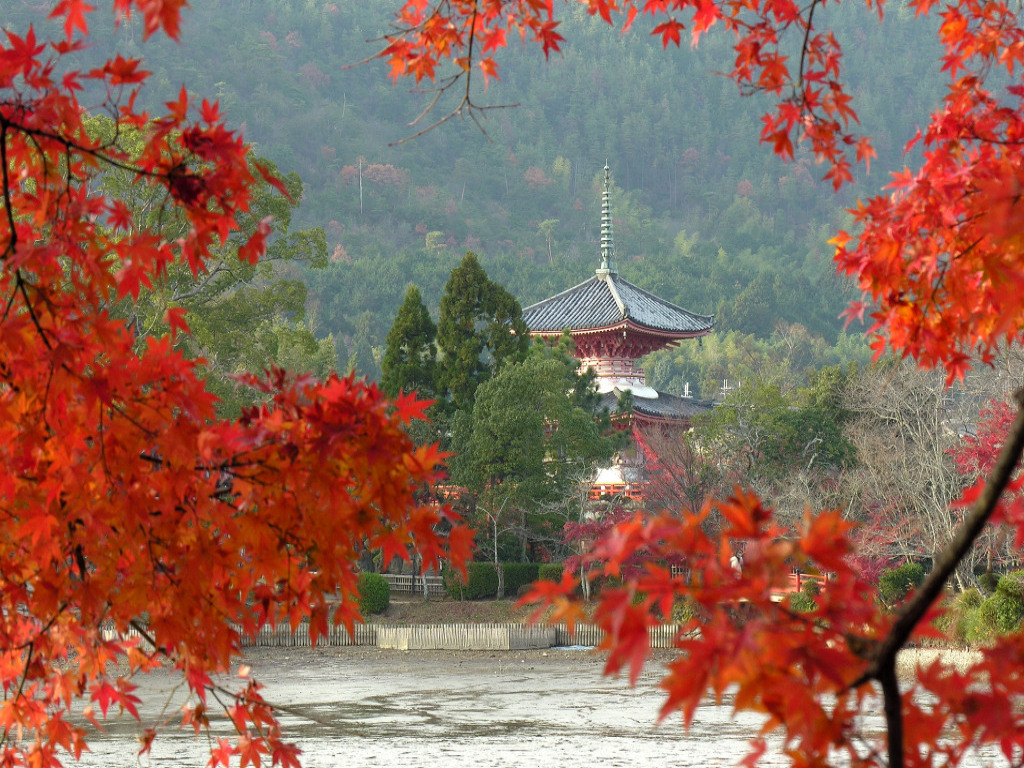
left=522, top=164, right=714, bottom=500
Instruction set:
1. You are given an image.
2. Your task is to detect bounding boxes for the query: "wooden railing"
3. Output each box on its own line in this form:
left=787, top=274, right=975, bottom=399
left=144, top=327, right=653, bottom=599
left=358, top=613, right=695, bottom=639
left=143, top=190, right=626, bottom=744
left=587, top=482, right=645, bottom=501
left=668, top=565, right=831, bottom=602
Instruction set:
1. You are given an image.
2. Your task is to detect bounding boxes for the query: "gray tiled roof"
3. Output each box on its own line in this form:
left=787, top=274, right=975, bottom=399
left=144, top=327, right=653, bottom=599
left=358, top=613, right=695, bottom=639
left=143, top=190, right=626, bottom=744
left=600, top=390, right=714, bottom=421
left=523, top=271, right=713, bottom=335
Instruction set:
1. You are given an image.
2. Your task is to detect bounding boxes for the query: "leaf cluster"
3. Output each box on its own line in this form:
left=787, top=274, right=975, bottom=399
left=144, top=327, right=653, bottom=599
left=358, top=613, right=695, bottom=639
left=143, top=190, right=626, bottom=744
left=0, top=5, right=471, bottom=767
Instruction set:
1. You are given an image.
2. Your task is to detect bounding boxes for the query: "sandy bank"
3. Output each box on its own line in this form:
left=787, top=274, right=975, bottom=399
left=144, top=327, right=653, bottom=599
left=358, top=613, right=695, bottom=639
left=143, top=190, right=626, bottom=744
left=895, top=647, right=984, bottom=678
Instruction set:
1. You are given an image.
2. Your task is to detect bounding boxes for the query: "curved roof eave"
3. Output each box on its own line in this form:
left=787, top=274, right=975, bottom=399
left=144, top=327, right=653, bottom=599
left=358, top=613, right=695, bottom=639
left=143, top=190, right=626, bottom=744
left=531, top=318, right=713, bottom=340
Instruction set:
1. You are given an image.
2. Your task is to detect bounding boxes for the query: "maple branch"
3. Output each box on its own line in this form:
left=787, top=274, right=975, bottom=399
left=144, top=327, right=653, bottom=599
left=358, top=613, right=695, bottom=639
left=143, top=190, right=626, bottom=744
left=7, top=114, right=200, bottom=189
left=386, top=5, right=518, bottom=145
left=206, top=679, right=340, bottom=729
left=878, top=657, right=903, bottom=768
left=392, top=100, right=514, bottom=145
left=151, top=678, right=187, bottom=734
left=914, top=236, right=982, bottom=326
left=129, top=619, right=164, bottom=655
left=405, top=84, right=449, bottom=129
left=0, top=283, right=17, bottom=326
left=98, top=406, right=110, bottom=480
left=852, top=387, right=1024, bottom=767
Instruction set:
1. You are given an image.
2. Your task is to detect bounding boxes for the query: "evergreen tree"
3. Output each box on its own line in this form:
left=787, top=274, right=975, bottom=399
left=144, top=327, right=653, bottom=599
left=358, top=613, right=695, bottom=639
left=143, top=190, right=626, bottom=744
left=347, top=312, right=380, bottom=380
left=450, top=341, right=617, bottom=596
left=381, top=285, right=437, bottom=398
left=436, top=252, right=529, bottom=412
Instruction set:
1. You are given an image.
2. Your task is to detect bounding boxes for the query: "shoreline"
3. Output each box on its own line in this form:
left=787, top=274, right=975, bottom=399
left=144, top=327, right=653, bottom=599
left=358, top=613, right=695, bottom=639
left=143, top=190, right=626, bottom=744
left=239, top=643, right=985, bottom=684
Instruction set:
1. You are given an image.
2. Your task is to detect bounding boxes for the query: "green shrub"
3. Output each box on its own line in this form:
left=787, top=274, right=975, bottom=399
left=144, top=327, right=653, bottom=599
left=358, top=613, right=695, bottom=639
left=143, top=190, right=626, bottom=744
left=501, top=563, right=540, bottom=595
left=444, top=562, right=500, bottom=599
left=977, top=571, right=999, bottom=595
left=878, top=562, right=926, bottom=607
left=978, top=572, right=1024, bottom=635
left=467, top=563, right=499, bottom=598
left=516, top=583, right=536, bottom=598
left=962, top=606, right=992, bottom=646
left=956, top=574, right=1024, bottom=646
left=789, top=591, right=817, bottom=613
left=933, top=587, right=990, bottom=646
left=959, top=587, right=984, bottom=610
left=671, top=597, right=699, bottom=624
left=538, top=563, right=564, bottom=583
left=788, top=581, right=821, bottom=613
left=442, top=566, right=464, bottom=599
left=357, top=572, right=390, bottom=615
left=997, top=571, right=1024, bottom=601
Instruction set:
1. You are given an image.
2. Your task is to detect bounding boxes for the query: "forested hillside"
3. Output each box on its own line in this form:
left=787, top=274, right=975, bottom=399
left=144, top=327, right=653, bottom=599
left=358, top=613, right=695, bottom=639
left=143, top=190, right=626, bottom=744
left=6, top=0, right=943, bottom=390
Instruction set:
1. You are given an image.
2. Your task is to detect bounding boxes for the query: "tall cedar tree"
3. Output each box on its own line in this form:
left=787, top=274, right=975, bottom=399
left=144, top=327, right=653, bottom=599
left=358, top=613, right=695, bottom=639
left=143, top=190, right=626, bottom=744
left=381, top=0, right=1024, bottom=766
left=382, top=284, right=437, bottom=399
left=435, top=252, right=529, bottom=412
left=347, top=311, right=380, bottom=379
left=0, top=5, right=472, bottom=768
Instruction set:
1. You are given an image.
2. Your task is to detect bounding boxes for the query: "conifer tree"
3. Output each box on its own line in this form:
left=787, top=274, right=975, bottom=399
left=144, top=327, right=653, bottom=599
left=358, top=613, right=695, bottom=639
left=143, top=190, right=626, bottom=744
left=436, top=252, right=529, bottom=412
left=381, top=285, right=437, bottom=399
left=347, top=312, right=380, bottom=380
left=451, top=341, right=617, bottom=596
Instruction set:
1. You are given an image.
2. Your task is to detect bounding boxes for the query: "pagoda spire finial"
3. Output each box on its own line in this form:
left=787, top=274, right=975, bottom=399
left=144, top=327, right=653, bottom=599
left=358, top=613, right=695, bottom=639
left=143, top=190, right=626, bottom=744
left=597, top=161, right=616, bottom=276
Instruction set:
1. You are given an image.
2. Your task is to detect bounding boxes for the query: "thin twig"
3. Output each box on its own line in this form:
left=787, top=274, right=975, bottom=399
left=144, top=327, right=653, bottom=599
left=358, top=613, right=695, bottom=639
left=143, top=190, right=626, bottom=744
left=0, top=122, right=16, bottom=261
left=797, top=0, right=822, bottom=91
left=207, top=682, right=342, bottom=730
left=0, top=642, right=35, bottom=749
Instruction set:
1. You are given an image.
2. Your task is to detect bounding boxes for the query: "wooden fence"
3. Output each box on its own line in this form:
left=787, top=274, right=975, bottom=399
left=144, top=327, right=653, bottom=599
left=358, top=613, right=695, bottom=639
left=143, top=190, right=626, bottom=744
left=102, top=622, right=687, bottom=650
left=381, top=573, right=446, bottom=598
left=234, top=622, right=685, bottom=649
left=377, top=624, right=557, bottom=651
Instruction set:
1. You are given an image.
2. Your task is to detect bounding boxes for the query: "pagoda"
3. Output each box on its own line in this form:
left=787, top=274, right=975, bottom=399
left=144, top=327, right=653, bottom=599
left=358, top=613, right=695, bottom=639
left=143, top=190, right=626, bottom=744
left=522, top=164, right=714, bottom=499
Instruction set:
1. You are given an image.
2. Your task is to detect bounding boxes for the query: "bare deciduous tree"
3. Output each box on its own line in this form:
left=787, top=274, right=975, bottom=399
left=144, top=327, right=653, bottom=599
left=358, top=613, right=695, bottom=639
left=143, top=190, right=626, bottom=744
left=841, top=359, right=1016, bottom=588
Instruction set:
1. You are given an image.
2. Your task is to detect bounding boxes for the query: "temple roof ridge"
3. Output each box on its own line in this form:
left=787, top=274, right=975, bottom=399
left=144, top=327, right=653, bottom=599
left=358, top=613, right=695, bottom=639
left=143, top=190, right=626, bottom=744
left=522, top=270, right=713, bottom=335
left=601, top=269, right=627, bottom=317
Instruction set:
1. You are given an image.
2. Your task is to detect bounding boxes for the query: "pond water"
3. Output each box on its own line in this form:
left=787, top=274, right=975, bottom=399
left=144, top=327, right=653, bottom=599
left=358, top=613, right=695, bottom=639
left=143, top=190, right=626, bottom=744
left=74, top=648, right=1002, bottom=768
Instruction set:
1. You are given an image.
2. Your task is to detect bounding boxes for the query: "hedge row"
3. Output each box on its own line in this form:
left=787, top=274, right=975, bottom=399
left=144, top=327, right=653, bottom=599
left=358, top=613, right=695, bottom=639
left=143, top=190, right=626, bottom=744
left=538, top=563, right=564, bottom=583
left=444, top=562, right=560, bottom=600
